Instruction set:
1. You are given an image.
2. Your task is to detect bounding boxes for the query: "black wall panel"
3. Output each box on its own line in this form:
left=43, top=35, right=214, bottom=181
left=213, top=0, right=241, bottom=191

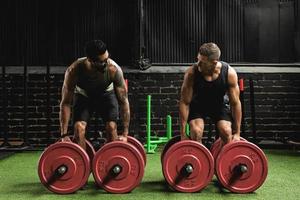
left=0, top=0, right=299, bottom=65
left=279, top=1, right=295, bottom=62
left=1, top=0, right=137, bottom=66
left=244, top=0, right=259, bottom=62
left=144, top=0, right=244, bottom=63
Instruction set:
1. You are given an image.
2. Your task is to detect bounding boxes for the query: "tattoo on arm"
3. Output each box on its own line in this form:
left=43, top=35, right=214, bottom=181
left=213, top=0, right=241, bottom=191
left=114, top=69, right=130, bottom=133
left=114, top=69, right=125, bottom=88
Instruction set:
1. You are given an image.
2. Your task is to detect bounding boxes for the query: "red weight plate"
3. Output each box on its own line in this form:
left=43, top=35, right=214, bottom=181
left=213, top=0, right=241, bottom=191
left=216, top=141, right=268, bottom=193
left=127, top=136, right=147, bottom=166
left=85, top=139, right=96, bottom=167
left=162, top=140, right=214, bottom=192
left=38, top=142, right=90, bottom=194
left=69, top=136, right=96, bottom=163
left=210, top=138, right=223, bottom=161
left=211, top=137, right=247, bottom=161
left=161, top=135, right=181, bottom=163
left=92, top=141, right=145, bottom=193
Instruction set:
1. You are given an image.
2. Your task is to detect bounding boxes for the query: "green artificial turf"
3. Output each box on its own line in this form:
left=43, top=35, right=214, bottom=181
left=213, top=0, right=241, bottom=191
left=0, top=149, right=300, bottom=200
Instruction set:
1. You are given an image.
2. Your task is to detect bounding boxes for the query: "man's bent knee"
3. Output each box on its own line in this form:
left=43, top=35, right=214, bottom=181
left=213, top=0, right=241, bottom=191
left=74, top=121, right=87, bottom=138
left=190, top=125, right=204, bottom=142
left=106, top=122, right=117, bottom=132
left=106, top=121, right=118, bottom=141
left=218, top=125, right=232, bottom=143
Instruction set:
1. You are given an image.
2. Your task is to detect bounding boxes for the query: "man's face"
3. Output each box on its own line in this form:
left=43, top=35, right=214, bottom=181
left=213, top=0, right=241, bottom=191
left=197, top=54, right=217, bottom=75
left=91, top=50, right=109, bottom=70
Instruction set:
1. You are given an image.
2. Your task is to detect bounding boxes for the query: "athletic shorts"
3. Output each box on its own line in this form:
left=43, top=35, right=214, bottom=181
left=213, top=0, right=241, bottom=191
left=72, top=91, right=119, bottom=124
left=188, top=99, right=232, bottom=123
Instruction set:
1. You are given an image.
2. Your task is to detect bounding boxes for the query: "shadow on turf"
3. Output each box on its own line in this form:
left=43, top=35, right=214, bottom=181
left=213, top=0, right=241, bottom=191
left=7, top=180, right=259, bottom=196
left=8, top=181, right=97, bottom=196
left=211, top=179, right=258, bottom=196
left=139, top=180, right=170, bottom=192
left=212, top=179, right=231, bottom=194
left=87, top=180, right=260, bottom=195
left=7, top=182, right=50, bottom=196
left=84, top=180, right=170, bottom=195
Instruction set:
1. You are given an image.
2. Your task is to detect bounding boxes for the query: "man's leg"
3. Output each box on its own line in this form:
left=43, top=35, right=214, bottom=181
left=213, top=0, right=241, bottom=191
left=100, top=91, right=119, bottom=142
left=216, top=120, right=232, bottom=144
left=105, top=121, right=118, bottom=142
left=189, top=118, right=205, bottom=143
left=72, top=93, right=91, bottom=151
left=74, top=121, right=87, bottom=150
left=74, top=120, right=89, bottom=189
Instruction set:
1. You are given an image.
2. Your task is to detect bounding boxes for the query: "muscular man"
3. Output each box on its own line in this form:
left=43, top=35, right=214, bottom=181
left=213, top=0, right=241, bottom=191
left=59, top=40, right=130, bottom=150
left=179, top=42, right=241, bottom=144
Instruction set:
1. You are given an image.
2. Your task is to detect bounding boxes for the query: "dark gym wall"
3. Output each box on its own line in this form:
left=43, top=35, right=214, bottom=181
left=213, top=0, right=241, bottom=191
left=0, top=0, right=138, bottom=66
left=1, top=0, right=300, bottom=65
left=296, top=0, right=300, bottom=60
left=244, top=0, right=259, bottom=62
left=1, top=0, right=300, bottom=66
left=1, top=69, right=299, bottom=147
left=252, top=0, right=296, bottom=62
left=144, top=0, right=244, bottom=63
left=279, top=0, right=295, bottom=62
left=145, top=0, right=299, bottom=63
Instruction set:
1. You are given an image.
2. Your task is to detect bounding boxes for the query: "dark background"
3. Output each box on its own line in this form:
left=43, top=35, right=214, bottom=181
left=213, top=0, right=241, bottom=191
left=1, top=0, right=299, bottom=66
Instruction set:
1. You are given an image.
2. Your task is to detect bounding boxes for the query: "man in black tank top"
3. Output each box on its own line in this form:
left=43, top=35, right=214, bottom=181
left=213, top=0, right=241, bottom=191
left=59, top=40, right=130, bottom=151
left=179, top=43, right=241, bottom=144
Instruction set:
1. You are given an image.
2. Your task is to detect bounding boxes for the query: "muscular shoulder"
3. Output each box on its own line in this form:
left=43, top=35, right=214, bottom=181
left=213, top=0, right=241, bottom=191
left=65, top=58, right=87, bottom=78
left=65, top=60, right=80, bottom=75
left=184, top=65, right=195, bottom=82
left=106, top=59, right=124, bottom=87
left=227, top=65, right=238, bottom=86
left=107, top=59, right=122, bottom=75
left=63, top=59, right=83, bottom=89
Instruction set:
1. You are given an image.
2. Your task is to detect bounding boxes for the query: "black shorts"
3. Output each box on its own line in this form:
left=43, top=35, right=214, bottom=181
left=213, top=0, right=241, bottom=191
left=72, top=91, right=119, bottom=124
left=188, top=99, right=232, bottom=123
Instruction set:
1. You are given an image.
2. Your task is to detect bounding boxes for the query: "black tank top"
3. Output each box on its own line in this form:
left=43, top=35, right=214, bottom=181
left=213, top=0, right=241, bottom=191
left=192, top=61, right=229, bottom=110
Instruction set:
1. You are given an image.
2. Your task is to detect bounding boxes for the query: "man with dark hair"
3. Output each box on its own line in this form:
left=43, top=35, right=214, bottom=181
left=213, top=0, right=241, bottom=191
left=59, top=40, right=130, bottom=150
left=179, top=42, right=241, bottom=144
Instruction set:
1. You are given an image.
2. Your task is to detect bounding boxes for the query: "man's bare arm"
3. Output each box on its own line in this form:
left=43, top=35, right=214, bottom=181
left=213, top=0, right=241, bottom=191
left=113, top=68, right=130, bottom=136
left=179, top=66, right=194, bottom=139
left=59, top=64, right=77, bottom=137
left=227, top=66, right=242, bottom=139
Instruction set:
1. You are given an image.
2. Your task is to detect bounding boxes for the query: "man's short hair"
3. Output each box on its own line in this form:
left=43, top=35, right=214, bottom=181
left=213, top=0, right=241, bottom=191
left=198, top=42, right=221, bottom=61
left=84, top=40, right=107, bottom=61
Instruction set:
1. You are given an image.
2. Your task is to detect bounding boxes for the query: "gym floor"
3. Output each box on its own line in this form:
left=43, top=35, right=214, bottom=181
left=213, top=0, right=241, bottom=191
left=0, top=148, right=299, bottom=200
